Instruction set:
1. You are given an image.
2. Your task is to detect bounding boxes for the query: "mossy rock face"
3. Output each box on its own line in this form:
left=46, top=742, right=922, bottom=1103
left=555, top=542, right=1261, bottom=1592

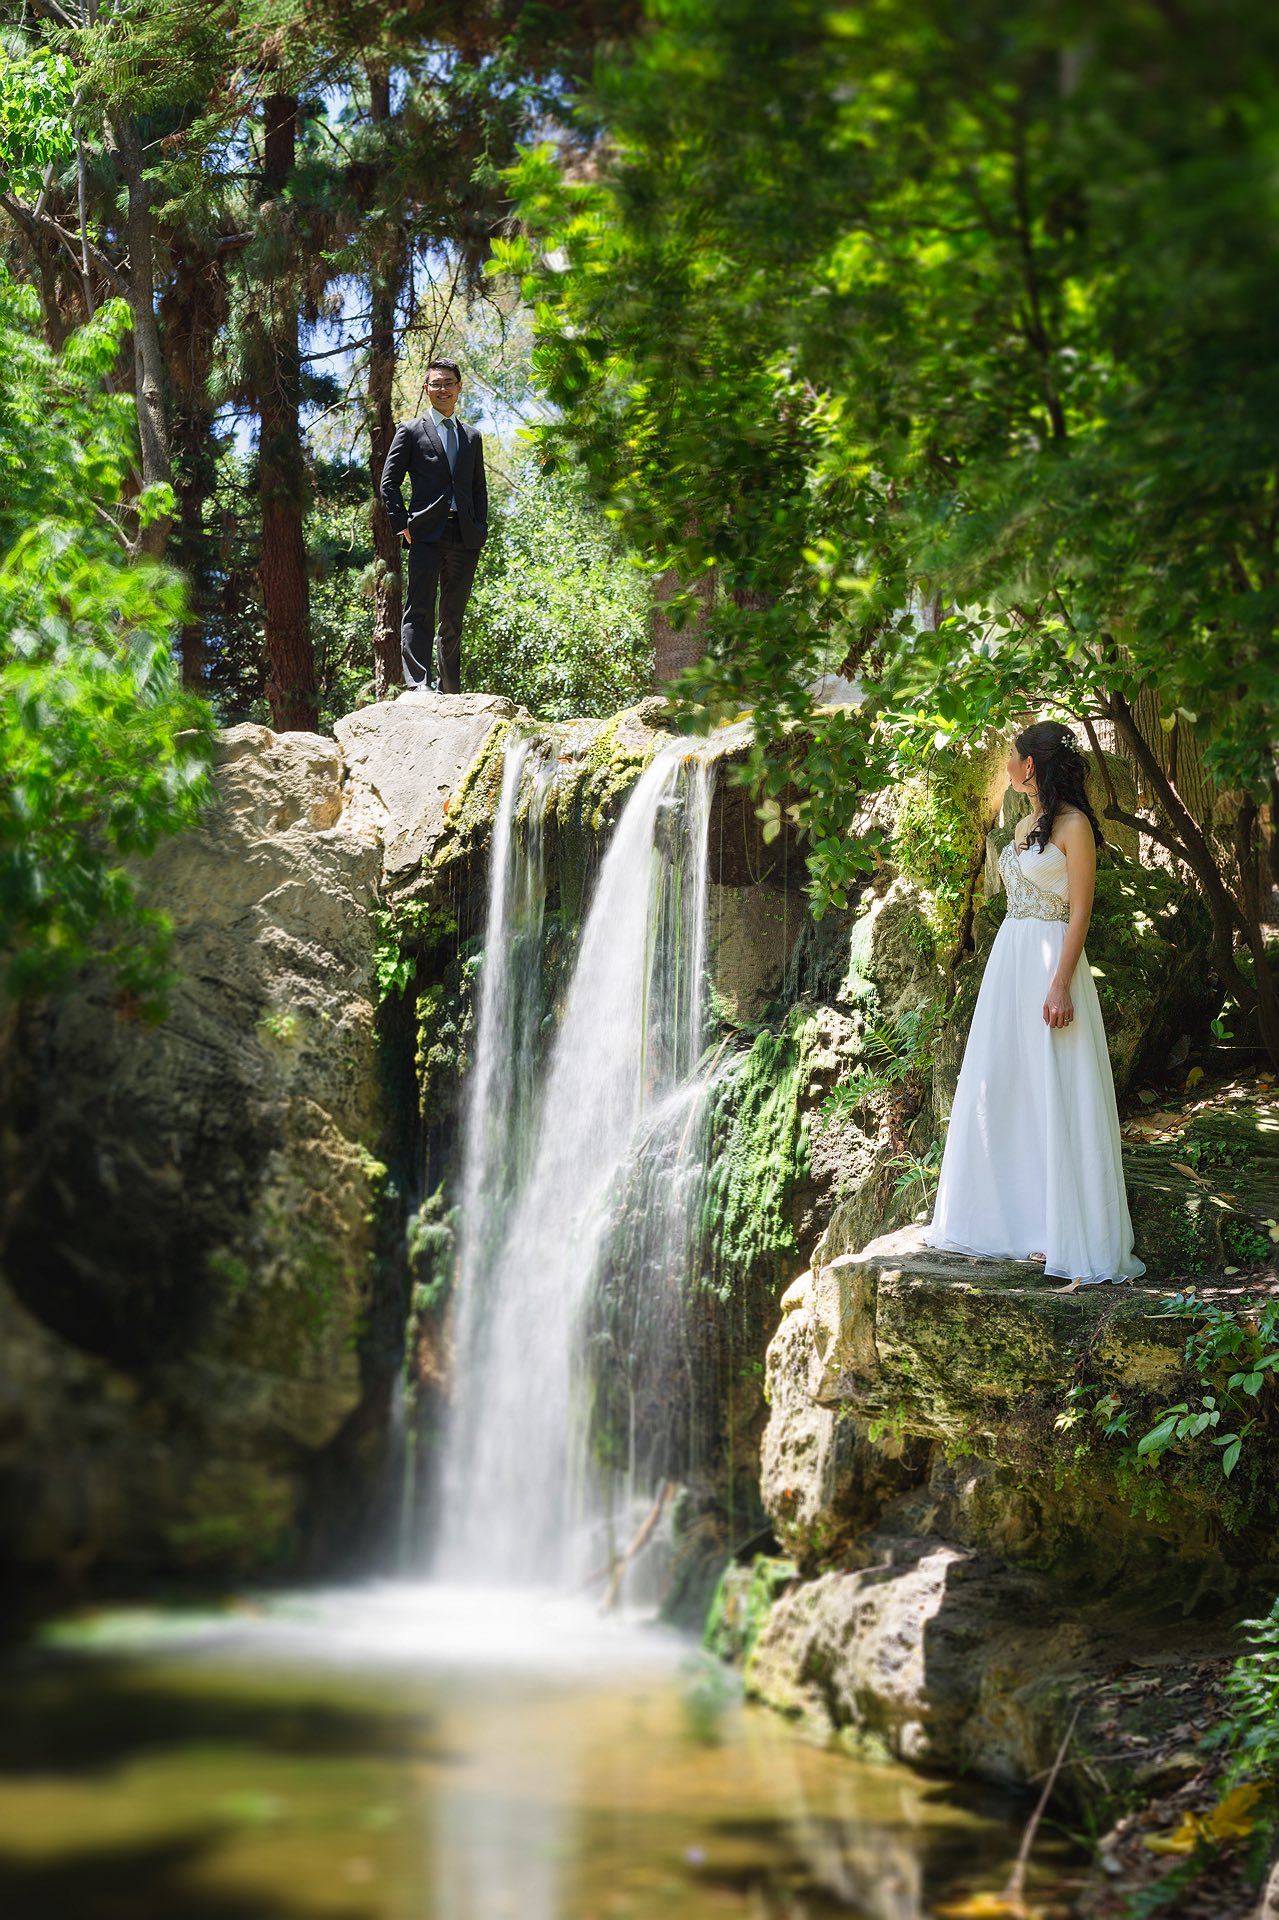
left=762, top=1226, right=1279, bottom=1600
left=703, top=1553, right=799, bottom=1665
left=0, top=726, right=406, bottom=1585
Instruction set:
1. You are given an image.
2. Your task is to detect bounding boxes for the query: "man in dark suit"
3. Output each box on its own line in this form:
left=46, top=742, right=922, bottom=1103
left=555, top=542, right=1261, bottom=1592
left=378, top=359, right=488, bottom=693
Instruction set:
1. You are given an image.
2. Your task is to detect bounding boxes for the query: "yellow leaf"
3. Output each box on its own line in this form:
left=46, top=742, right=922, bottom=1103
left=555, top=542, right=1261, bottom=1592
left=1144, top=1785, right=1265, bottom=1857
left=1185, top=1067, right=1204, bottom=1090
left=1205, top=1783, right=1265, bottom=1841
left=933, top=1896, right=1028, bottom=1919
left=1144, top=1813, right=1203, bottom=1855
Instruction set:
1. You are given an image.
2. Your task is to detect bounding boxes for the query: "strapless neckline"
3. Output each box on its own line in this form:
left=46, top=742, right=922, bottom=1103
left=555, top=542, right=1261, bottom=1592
left=999, top=836, right=1070, bottom=921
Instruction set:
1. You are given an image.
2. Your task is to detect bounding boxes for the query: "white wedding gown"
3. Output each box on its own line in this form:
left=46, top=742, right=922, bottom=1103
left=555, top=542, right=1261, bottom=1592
left=924, top=835, right=1145, bottom=1284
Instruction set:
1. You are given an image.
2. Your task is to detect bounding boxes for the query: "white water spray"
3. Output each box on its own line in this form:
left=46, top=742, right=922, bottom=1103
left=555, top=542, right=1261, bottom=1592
left=435, top=744, right=713, bottom=1589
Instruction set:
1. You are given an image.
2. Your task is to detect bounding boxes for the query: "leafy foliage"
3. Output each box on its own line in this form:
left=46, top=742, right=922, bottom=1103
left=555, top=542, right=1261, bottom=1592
left=0, top=269, right=213, bottom=1005
left=0, top=45, right=75, bottom=202
left=503, top=0, right=1279, bottom=1048
left=1137, top=1291, right=1279, bottom=1478
left=1204, top=1601, right=1279, bottom=1790
left=1054, top=1290, right=1279, bottom=1487
left=464, top=465, right=652, bottom=720
left=820, top=1001, right=942, bottom=1122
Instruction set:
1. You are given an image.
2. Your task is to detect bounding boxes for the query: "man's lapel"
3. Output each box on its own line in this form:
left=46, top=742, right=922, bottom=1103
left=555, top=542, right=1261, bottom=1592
left=417, top=414, right=447, bottom=463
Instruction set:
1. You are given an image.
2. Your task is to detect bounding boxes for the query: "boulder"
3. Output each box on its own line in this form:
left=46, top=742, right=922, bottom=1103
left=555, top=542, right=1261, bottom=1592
left=757, top=1226, right=1279, bottom=1602
left=334, top=691, right=519, bottom=888
left=0, top=725, right=399, bottom=1581
left=744, top=1531, right=1099, bottom=1782
left=760, top=1273, right=930, bottom=1568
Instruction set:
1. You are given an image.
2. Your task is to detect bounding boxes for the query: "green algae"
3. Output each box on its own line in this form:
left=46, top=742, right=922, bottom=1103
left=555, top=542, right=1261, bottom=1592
left=697, top=1014, right=818, bottom=1301
left=431, top=719, right=516, bottom=863
left=703, top=1553, right=799, bottom=1665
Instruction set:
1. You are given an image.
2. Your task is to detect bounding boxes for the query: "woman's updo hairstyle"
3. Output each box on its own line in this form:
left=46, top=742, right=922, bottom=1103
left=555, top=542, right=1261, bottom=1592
left=1016, top=720, right=1104, bottom=855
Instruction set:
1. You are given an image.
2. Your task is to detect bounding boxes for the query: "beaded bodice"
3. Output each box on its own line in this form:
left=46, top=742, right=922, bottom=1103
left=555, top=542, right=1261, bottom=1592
left=999, top=837, right=1071, bottom=924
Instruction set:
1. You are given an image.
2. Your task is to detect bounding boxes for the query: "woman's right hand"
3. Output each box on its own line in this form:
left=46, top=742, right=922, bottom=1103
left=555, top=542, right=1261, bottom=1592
left=1044, top=979, right=1074, bottom=1029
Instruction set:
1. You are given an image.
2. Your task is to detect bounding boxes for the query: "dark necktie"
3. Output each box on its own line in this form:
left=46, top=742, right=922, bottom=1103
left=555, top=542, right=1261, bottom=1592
left=440, top=416, right=458, bottom=473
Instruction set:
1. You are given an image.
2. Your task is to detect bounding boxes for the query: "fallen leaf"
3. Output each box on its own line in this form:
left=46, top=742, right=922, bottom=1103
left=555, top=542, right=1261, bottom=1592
left=1186, top=1067, right=1205, bottom=1090
left=1207, top=1783, right=1266, bottom=1840
left=1142, top=1782, right=1265, bottom=1856
left=932, top=1896, right=1030, bottom=1919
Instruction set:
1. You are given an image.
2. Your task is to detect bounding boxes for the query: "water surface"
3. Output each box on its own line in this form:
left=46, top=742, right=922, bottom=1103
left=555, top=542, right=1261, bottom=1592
left=0, top=1583, right=1070, bottom=1919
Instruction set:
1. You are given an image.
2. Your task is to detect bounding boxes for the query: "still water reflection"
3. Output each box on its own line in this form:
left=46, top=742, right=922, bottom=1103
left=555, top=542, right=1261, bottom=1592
left=0, top=1583, right=1068, bottom=1920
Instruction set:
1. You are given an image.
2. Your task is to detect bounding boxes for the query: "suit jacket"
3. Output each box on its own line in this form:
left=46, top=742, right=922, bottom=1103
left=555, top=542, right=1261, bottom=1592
left=379, top=414, right=488, bottom=550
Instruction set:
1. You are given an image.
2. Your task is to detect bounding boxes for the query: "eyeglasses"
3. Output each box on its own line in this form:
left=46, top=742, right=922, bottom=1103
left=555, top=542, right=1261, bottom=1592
left=425, top=380, right=459, bottom=392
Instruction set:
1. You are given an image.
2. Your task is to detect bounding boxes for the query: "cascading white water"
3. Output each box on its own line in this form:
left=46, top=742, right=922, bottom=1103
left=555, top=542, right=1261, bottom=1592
left=455, top=740, right=551, bottom=1292
left=435, top=744, right=713, bottom=1589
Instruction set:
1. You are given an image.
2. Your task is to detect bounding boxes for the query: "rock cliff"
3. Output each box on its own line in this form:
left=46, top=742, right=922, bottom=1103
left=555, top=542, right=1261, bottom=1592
left=1, top=690, right=1269, bottom=1646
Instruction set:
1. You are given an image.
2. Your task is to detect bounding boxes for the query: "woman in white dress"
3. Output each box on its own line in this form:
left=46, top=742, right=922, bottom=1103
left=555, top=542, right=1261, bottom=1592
left=924, top=721, right=1144, bottom=1287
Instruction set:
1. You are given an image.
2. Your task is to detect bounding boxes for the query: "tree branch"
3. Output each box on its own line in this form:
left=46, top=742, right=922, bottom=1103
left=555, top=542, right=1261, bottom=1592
left=92, top=500, right=131, bottom=552
left=0, top=188, right=129, bottom=297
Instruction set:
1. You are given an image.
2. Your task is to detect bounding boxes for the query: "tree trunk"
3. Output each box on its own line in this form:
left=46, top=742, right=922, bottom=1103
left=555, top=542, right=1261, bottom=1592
left=367, top=63, right=406, bottom=701
left=112, top=117, right=173, bottom=560
left=1109, top=692, right=1279, bottom=1069
left=162, top=244, right=228, bottom=690
left=257, top=93, right=317, bottom=734
left=652, top=544, right=715, bottom=688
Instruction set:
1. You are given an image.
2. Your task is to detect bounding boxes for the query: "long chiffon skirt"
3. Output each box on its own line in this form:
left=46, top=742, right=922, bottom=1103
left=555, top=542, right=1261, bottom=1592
left=924, top=917, right=1145, bottom=1284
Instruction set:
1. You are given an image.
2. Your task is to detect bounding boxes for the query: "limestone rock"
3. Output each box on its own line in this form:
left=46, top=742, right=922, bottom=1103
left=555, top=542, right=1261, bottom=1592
left=759, top=1273, right=929, bottom=1568
left=757, top=1222, right=1279, bottom=1603
left=801, top=1226, right=1187, bottom=1432
left=841, top=875, right=946, bottom=1026
left=334, top=691, right=519, bottom=885
left=744, top=1531, right=1105, bottom=1784
left=0, top=724, right=398, bottom=1580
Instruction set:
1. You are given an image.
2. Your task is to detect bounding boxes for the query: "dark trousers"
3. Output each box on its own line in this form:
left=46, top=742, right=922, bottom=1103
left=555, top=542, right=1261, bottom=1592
left=401, top=521, right=481, bottom=693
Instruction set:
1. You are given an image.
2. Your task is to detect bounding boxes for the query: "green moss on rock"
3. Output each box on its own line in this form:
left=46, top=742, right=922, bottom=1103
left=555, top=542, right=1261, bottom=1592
left=703, top=1553, right=799, bottom=1665
left=698, top=1015, right=818, bottom=1299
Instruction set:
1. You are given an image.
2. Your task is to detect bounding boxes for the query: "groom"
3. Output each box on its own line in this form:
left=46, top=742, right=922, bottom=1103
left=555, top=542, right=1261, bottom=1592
left=378, top=359, right=488, bottom=693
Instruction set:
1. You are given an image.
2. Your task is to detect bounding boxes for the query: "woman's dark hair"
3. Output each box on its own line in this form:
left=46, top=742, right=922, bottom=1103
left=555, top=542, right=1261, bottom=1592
left=1015, top=721, right=1104, bottom=854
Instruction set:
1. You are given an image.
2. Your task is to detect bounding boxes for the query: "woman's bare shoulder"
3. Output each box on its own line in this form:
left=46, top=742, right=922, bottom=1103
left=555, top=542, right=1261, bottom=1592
left=1053, top=808, right=1096, bottom=854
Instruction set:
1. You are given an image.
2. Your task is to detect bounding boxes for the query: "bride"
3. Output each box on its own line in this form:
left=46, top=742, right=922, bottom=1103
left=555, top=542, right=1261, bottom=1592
left=924, top=721, right=1145, bottom=1287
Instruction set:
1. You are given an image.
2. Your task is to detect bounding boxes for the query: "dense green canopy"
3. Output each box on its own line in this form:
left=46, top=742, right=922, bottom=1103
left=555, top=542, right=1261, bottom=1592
left=502, top=0, right=1279, bottom=1056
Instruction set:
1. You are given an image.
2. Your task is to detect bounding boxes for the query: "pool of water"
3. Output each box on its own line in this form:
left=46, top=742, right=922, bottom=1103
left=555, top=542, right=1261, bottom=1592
left=0, top=1582, right=1072, bottom=1919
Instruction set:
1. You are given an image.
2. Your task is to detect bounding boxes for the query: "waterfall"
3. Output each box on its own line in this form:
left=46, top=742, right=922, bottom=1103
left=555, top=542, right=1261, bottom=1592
left=434, top=743, right=713, bottom=1591
left=455, top=740, right=551, bottom=1291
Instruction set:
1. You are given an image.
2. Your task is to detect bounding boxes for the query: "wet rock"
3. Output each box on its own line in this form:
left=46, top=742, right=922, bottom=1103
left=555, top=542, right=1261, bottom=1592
left=706, top=884, right=804, bottom=1025
left=743, top=1530, right=1097, bottom=1783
